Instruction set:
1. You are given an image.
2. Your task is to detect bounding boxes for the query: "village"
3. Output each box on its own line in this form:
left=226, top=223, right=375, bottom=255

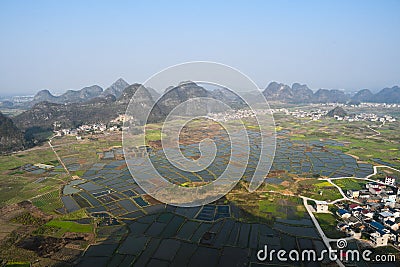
left=52, top=114, right=131, bottom=139
left=274, top=107, right=397, bottom=123
left=314, top=175, right=400, bottom=248
left=205, top=104, right=397, bottom=124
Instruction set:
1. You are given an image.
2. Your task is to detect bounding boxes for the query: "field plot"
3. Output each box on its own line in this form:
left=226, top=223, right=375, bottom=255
left=332, top=178, right=368, bottom=191
left=277, top=114, right=400, bottom=169
left=296, top=180, right=343, bottom=201
left=271, top=137, right=373, bottom=178
left=0, top=142, right=68, bottom=208
left=45, top=220, right=93, bottom=236
left=31, top=190, right=62, bottom=214
left=77, top=213, right=327, bottom=267
left=369, top=166, right=400, bottom=180
left=226, top=186, right=309, bottom=224
left=314, top=213, right=346, bottom=239
left=3, top=112, right=398, bottom=266
left=195, top=205, right=231, bottom=221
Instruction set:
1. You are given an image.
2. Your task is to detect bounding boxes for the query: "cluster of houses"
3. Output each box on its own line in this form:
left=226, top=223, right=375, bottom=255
left=346, top=177, right=398, bottom=206
left=206, top=109, right=277, bottom=122
left=54, top=121, right=123, bottom=139
left=331, top=113, right=396, bottom=123
left=283, top=109, right=325, bottom=120
left=345, top=102, right=400, bottom=109
left=316, top=176, right=400, bottom=247
left=318, top=102, right=400, bottom=109
left=206, top=109, right=257, bottom=122
left=276, top=107, right=397, bottom=123
left=269, top=103, right=397, bottom=123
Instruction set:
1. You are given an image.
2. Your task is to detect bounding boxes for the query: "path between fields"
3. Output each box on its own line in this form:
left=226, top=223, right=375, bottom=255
left=366, top=121, right=391, bottom=142
left=264, top=189, right=347, bottom=267
left=302, top=197, right=347, bottom=267
left=48, top=136, right=71, bottom=177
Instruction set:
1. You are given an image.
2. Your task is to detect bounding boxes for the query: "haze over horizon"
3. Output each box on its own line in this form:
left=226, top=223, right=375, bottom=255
left=1, top=0, right=399, bottom=96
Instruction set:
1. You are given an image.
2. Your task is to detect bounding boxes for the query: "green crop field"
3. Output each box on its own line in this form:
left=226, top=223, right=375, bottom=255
left=45, top=220, right=93, bottom=236
left=145, top=129, right=164, bottom=142
left=32, top=190, right=63, bottom=213
left=332, top=178, right=368, bottom=191
left=4, top=262, right=31, bottom=267
left=314, top=212, right=347, bottom=239
left=297, top=179, right=343, bottom=201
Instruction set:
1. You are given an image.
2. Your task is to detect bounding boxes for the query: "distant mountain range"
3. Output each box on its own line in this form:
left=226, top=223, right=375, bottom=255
left=1, top=79, right=399, bottom=153
left=4, top=76, right=400, bottom=154
left=31, top=85, right=103, bottom=106
left=28, top=78, right=130, bottom=106
left=10, top=80, right=400, bottom=131
left=14, top=84, right=152, bottom=131
left=5, top=79, right=400, bottom=109
left=12, top=81, right=245, bottom=132
left=262, top=82, right=400, bottom=104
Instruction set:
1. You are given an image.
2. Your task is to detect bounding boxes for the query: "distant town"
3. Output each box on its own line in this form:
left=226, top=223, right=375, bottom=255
left=205, top=103, right=397, bottom=124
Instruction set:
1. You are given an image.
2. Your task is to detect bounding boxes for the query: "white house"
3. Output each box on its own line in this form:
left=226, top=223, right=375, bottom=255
left=384, top=176, right=396, bottom=186
left=361, top=209, right=374, bottom=219
left=384, top=220, right=399, bottom=231
left=347, top=190, right=360, bottom=198
left=381, top=193, right=397, bottom=203
left=379, top=211, right=395, bottom=222
left=370, top=231, right=390, bottom=247
left=315, top=200, right=329, bottom=213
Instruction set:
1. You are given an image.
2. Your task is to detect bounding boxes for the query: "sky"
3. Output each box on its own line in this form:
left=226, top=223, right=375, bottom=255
left=0, top=0, right=399, bottom=96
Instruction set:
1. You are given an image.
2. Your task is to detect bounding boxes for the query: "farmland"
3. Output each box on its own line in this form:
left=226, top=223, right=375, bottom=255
left=0, top=104, right=399, bottom=266
left=314, top=213, right=346, bottom=239
left=332, top=178, right=369, bottom=191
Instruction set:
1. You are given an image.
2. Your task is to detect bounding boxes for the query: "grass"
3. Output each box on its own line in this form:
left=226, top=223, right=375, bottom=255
left=5, top=262, right=31, bottom=267
left=52, top=132, right=123, bottom=166
left=45, top=220, right=93, bottom=236
left=259, top=199, right=277, bottom=213
left=314, top=181, right=333, bottom=188
left=145, top=129, right=164, bottom=142
left=332, top=178, right=368, bottom=191
left=0, top=177, right=25, bottom=207
left=0, top=173, right=64, bottom=207
left=0, top=140, right=68, bottom=208
left=32, top=209, right=91, bottom=237
left=58, top=209, right=89, bottom=220
left=297, top=179, right=343, bottom=201
left=11, top=212, right=44, bottom=225
left=0, top=145, right=57, bottom=172
left=314, top=213, right=347, bottom=239
left=72, top=170, right=86, bottom=177
left=226, top=182, right=306, bottom=224
left=32, top=190, right=62, bottom=213
left=369, top=166, right=400, bottom=180
left=258, top=193, right=306, bottom=220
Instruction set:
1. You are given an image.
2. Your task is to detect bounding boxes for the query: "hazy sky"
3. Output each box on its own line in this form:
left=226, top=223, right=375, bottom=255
left=1, top=0, right=399, bottom=96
